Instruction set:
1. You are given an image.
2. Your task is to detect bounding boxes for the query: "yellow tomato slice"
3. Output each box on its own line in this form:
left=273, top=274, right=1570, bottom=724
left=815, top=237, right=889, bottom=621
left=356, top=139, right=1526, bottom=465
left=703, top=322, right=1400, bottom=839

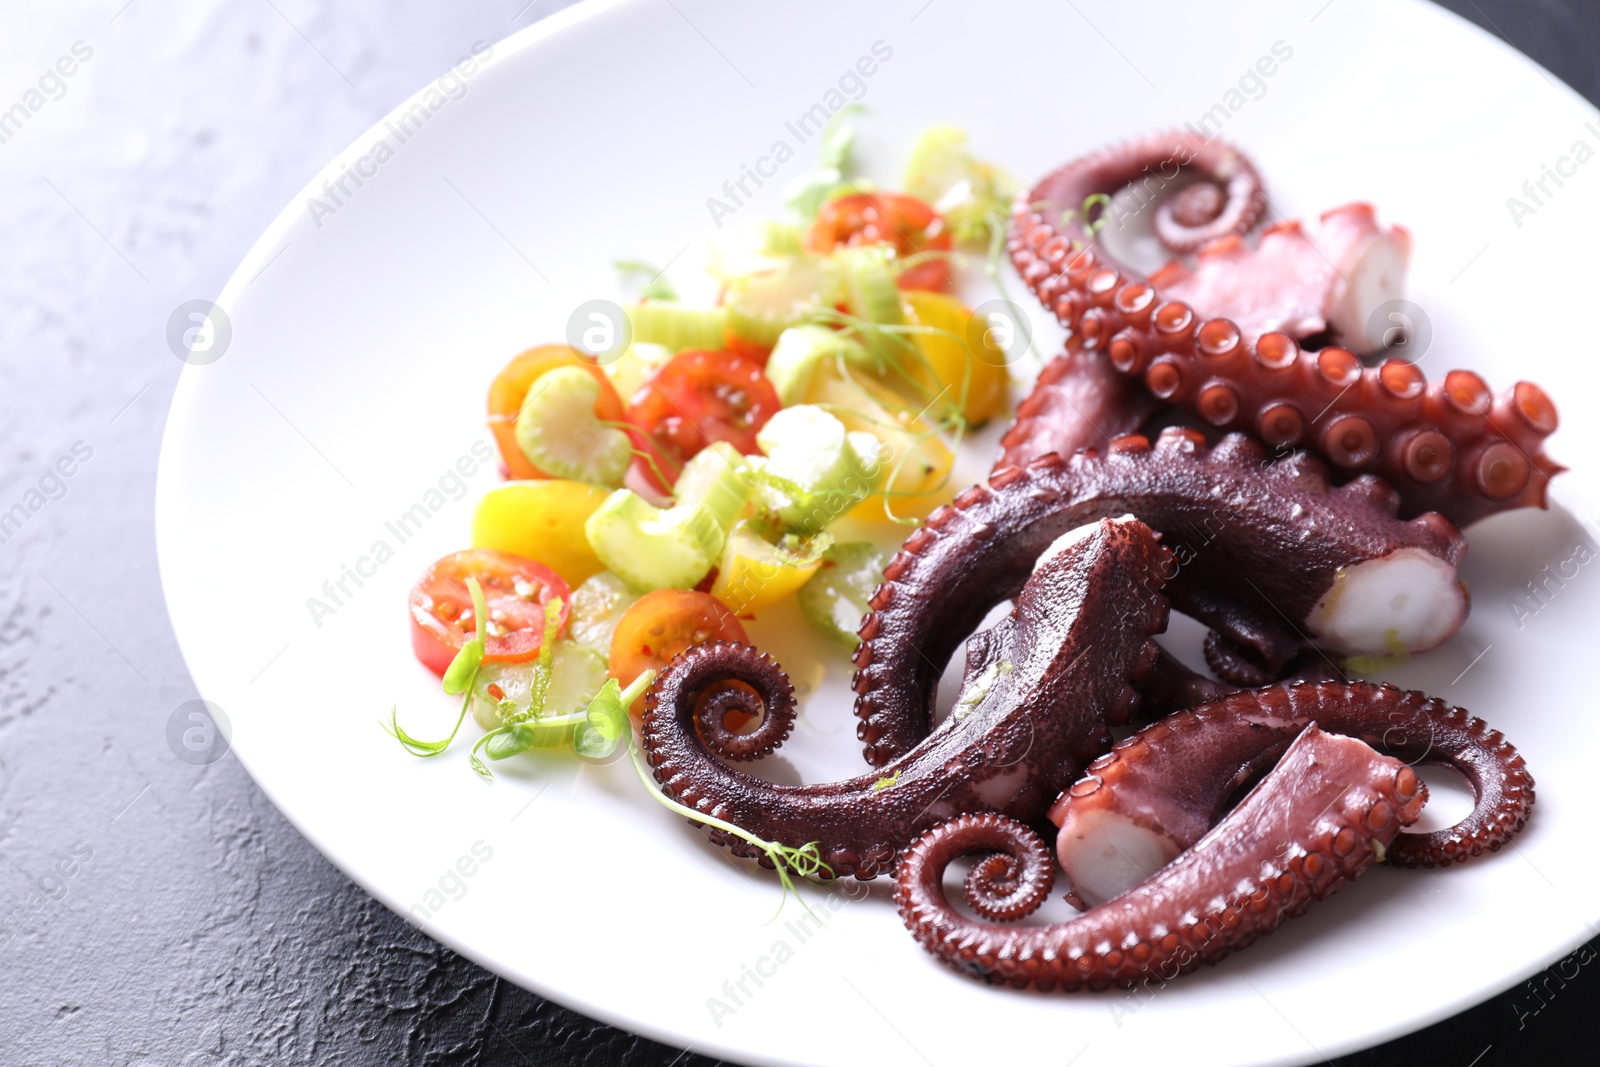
left=471, top=480, right=611, bottom=588
left=900, top=289, right=1008, bottom=427
left=710, top=522, right=829, bottom=616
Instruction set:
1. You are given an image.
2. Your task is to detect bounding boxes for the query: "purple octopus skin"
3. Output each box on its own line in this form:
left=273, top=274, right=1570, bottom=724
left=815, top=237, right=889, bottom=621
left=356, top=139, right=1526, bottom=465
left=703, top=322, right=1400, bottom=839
left=995, top=341, right=1159, bottom=474
left=1011, top=135, right=1562, bottom=528
left=852, top=428, right=1468, bottom=768
left=1024, top=128, right=1268, bottom=258
left=996, top=130, right=1264, bottom=477
left=1149, top=204, right=1414, bottom=356
left=894, top=725, right=1426, bottom=991
left=1048, top=682, right=1535, bottom=906
left=1137, top=644, right=1345, bottom=719
left=640, top=518, right=1171, bottom=880
left=1203, top=629, right=1291, bottom=687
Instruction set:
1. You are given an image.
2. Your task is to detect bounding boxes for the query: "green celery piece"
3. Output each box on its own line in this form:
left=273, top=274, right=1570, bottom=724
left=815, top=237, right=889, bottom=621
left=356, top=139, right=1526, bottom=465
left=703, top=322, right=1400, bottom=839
left=762, top=221, right=804, bottom=257
left=834, top=245, right=905, bottom=327
left=764, top=324, right=871, bottom=406
left=723, top=255, right=840, bottom=351
left=567, top=571, right=641, bottom=656
left=797, top=542, right=892, bottom=649
left=585, top=489, right=726, bottom=590
left=755, top=406, right=880, bottom=533
left=625, top=302, right=728, bottom=351
left=672, top=443, right=755, bottom=531
left=514, top=366, right=632, bottom=486
left=902, top=124, right=1016, bottom=247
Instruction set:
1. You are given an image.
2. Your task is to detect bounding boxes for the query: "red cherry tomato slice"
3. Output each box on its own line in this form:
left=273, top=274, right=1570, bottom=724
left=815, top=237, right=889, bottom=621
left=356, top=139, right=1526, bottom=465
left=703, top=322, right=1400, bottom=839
left=409, top=549, right=571, bottom=677
left=806, top=192, right=954, bottom=291
left=625, top=349, right=781, bottom=490
left=608, top=589, right=749, bottom=717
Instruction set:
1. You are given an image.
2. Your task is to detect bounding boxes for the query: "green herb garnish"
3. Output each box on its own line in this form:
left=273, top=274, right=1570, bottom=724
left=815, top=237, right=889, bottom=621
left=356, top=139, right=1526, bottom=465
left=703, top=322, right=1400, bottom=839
left=384, top=576, right=489, bottom=756
left=615, top=687, right=832, bottom=918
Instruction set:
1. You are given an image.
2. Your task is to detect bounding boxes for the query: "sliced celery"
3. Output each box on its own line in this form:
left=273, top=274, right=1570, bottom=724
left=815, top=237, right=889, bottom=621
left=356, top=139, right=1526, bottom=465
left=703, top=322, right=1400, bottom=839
left=568, top=571, right=641, bottom=655
left=625, top=302, right=729, bottom=351
left=834, top=245, right=905, bottom=327
left=797, top=542, right=892, bottom=649
left=762, top=221, right=805, bottom=257
left=723, top=256, right=840, bottom=351
left=902, top=124, right=1016, bottom=247
left=673, top=442, right=755, bottom=530
left=765, top=324, right=870, bottom=406
left=585, top=488, right=726, bottom=590
left=755, top=405, right=882, bottom=533
left=513, top=366, right=632, bottom=486
left=469, top=642, right=608, bottom=739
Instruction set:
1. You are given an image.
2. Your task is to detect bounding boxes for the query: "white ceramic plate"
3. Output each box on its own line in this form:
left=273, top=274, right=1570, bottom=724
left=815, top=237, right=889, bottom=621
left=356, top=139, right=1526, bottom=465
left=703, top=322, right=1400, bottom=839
left=156, top=1, right=1600, bottom=1063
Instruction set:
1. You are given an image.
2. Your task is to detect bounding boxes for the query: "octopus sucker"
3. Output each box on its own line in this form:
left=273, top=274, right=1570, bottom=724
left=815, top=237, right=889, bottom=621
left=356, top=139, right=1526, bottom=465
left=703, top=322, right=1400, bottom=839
left=1008, top=135, right=1561, bottom=527
left=1048, top=682, right=1533, bottom=906
left=641, top=518, right=1172, bottom=879
left=854, top=429, right=1467, bottom=767
left=895, top=726, right=1425, bottom=990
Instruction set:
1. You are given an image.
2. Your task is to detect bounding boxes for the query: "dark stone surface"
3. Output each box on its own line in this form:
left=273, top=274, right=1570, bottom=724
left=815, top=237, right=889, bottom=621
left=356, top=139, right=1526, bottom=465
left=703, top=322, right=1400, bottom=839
left=0, top=1, right=1593, bottom=1064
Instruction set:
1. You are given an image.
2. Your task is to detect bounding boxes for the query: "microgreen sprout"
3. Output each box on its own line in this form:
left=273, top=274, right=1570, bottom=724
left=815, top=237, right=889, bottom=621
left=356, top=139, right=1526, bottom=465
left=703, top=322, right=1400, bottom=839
left=384, top=576, right=489, bottom=757
left=618, top=688, right=832, bottom=919
left=573, top=672, right=651, bottom=760
left=1081, top=192, right=1112, bottom=236
left=469, top=598, right=565, bottom=780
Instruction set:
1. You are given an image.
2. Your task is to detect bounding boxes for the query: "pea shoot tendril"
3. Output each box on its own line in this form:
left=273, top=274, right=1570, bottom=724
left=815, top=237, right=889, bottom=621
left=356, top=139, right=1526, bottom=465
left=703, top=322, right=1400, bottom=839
left=383, top=575, right=488, bottom=757
left=622, top=713, right=833, bottom=920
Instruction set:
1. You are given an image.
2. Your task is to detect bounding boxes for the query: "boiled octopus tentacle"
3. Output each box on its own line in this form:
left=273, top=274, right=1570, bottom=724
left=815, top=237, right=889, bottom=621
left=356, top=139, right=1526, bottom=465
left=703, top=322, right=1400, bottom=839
left=1011, top=163, right=1561, bottom=527
left=1151, top=203, right=1413, bottom=356
left=1049, top=682, right=1534, bottom=907
left=994, top=341, right=1159, bottom=473
left=853, top=429, right=1467, bottom=767
left=640, top=518, right=1172, bottom=880
left=895, top=726, right=1425, bottom=990
left=1139, top=648, right=1237, bottom=719
left=1204, top=629, right=1295, bottom=687
left=1139, top=643, right=1344, bottom=719
left=1025, top=129, right=1267, bottom=258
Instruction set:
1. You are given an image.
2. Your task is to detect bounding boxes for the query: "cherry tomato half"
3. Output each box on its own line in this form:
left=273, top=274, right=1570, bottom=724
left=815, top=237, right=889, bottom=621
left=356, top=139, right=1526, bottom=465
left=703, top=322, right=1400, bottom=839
left=409, top=548, right=572, bottom=677
left=609, top=589, right=748, bottom=716
left=806, top=192, right=954, bottom=292
left=625, top=349, right=780, bottom=490
left=488, top=345, right=627, bottom=480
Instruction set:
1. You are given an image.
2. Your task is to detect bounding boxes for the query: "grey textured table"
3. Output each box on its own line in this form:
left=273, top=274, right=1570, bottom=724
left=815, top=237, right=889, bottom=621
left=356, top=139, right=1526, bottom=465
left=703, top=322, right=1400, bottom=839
left=1, top=2, right=1593, bottom=1064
